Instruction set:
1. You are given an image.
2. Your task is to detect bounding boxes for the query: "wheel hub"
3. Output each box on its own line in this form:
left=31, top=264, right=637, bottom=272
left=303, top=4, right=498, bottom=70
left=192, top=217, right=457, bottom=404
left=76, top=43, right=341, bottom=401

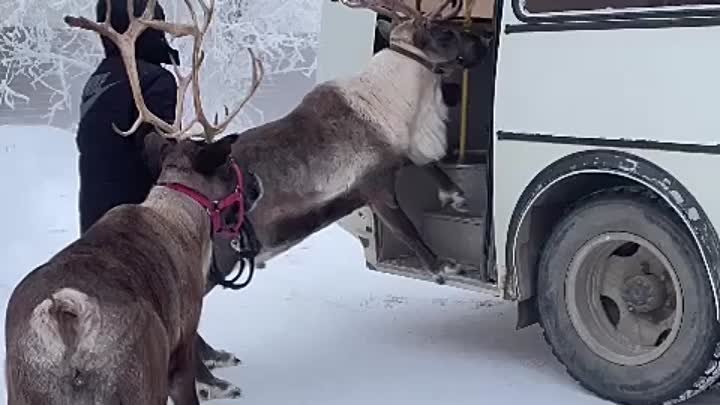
left=565, top=233, right=683, bottom=366
left=621, top=273, right=667, bottom=313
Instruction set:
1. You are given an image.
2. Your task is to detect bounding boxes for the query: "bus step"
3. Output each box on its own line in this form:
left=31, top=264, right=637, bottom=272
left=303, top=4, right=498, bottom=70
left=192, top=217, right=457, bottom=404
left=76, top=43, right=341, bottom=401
left=422, top=211, right=486, bottom=272
left=380, top=255, right=486, bottom=278
left=439, top=151, right=488, bottom=216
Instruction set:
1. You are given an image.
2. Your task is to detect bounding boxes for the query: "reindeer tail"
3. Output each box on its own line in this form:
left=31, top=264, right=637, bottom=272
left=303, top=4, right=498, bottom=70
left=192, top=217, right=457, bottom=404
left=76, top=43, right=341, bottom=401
left=30, top=288, right=100, bottom=355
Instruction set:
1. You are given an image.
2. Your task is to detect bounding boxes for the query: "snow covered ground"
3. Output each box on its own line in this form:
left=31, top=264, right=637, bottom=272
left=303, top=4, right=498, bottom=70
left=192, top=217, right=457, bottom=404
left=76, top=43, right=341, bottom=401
left=2, top=124, right=719, bottom=404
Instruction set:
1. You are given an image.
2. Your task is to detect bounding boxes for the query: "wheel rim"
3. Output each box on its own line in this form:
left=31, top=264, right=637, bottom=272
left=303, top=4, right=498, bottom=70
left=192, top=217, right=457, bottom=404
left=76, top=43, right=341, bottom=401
left=565, top=232, right=684, bottom=366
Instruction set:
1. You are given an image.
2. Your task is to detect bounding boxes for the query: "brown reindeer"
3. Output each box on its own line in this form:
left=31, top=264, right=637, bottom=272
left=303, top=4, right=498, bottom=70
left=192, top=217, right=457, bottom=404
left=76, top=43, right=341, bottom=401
left=217, top=0, right=488, bottom=280
left=4, top=1, right=263, bottom=404
left=194, top=0, right=493, bottom=397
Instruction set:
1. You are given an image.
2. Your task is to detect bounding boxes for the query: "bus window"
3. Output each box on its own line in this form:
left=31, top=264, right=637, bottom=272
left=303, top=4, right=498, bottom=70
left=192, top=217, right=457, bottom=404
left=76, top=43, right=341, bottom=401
left=524, top=0, right=720, bottom=13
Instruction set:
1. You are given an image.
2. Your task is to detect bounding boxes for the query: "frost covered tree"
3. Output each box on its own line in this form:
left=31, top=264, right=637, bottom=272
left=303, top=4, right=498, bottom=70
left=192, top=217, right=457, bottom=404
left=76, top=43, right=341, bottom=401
left=0, top=0, right=100, bottom=127
left=0, top=0, right=322, bottom=131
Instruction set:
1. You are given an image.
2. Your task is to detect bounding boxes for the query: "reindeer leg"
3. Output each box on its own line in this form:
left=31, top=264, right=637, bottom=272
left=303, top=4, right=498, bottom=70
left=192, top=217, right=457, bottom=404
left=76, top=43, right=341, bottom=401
left=194, top=344, right=243, bottom=401
left=422, top=162, right=469, bottom=213
left=194, top=244, right=242, bottom=370
left=370, top=200, right=458, bottom=284
left=190, top=247, right=244, bottom=401
left=196, top=333, right=241, bottom=370
left=170, top=341, right=201, bottom=405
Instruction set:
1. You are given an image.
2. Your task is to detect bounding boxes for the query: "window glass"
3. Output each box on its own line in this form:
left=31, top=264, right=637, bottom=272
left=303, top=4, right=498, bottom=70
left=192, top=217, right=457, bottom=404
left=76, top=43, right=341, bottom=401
left=524, top=0, right=720, bottom=13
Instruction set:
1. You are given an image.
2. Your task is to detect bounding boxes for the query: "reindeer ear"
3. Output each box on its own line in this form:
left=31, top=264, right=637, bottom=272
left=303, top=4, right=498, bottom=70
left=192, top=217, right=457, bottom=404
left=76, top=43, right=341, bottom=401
left=377, top=19, right=393, bottom=41
left=192, top=134, right=238, bottom=175
left=143, top=132, right=172, bottom=179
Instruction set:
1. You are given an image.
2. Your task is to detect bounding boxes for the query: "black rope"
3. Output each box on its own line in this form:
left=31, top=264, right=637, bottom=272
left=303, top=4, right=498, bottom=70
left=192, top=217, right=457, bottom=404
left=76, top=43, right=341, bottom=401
left=210, top=219, right=261, bottom=290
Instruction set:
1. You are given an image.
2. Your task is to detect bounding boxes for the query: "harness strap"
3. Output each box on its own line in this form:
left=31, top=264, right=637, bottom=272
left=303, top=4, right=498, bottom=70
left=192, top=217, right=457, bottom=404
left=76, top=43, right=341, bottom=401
left=157, top=158, right=259, bottom=290
left=158, top=158, right=246, bottom=239
left=389, top=45, right=449, bottom=74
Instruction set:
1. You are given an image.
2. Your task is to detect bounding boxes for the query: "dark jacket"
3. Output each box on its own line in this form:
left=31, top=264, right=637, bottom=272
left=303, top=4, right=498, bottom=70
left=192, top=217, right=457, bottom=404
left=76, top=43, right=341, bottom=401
left=77, top=0, right=179, bottom=233
left=76, top=59, right=177, bottom=233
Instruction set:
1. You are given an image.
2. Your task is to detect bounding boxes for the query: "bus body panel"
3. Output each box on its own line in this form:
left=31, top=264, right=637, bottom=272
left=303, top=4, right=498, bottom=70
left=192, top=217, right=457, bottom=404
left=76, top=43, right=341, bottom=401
left=493, top=0, right=720, bottom=300
left=496, top=3, right=720, bottom=145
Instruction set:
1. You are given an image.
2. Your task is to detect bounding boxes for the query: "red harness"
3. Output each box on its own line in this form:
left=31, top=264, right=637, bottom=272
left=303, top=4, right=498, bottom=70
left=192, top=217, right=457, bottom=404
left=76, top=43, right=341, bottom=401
left=158, top=158, right=246, bottom=240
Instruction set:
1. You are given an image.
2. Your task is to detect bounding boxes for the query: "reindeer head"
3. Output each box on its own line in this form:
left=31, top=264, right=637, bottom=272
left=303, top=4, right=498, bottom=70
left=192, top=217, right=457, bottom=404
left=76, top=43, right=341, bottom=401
left=65, top=0, right=265, bottom=221
left=344, top=0, right=489, bottom=71
left=145, top=133, right=263, bottom=213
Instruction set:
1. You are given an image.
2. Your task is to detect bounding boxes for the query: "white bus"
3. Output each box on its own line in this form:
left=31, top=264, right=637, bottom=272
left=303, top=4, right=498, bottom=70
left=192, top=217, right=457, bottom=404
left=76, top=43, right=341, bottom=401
left=317, top=0, right=720, bottom=404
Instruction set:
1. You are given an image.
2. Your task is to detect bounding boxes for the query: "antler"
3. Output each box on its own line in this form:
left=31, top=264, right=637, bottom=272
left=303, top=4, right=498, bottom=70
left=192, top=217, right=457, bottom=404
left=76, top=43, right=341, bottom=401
left=340, top=0, right=422, bottom=21
left=64, top=0, right=263, bottom=142
left=425, top=0, right=463, bottom=20
left=340, top=0, right=462, bottom=22
left=164, top=0, right=264, bottom=141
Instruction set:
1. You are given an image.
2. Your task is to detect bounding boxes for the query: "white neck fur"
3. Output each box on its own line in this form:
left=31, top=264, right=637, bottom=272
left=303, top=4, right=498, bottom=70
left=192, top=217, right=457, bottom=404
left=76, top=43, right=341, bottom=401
left=331, top=48, right=449, bottom=165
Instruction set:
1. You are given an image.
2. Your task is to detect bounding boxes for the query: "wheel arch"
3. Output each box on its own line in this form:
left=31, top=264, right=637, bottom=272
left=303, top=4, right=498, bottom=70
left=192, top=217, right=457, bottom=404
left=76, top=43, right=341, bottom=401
left=506, top=149, right=720, bottom=328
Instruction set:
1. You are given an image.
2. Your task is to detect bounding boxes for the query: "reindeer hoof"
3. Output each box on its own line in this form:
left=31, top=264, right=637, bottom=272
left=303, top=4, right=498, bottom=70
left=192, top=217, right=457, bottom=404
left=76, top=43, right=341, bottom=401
left=451, top=199, right=470, bottom=214
left=196, top=379, right=243, bottom=401
left=438, top=189, right=469, bottom=213
left=441, top=260, right=462, bottom=276
left=203, top=350, right=242, bottom=370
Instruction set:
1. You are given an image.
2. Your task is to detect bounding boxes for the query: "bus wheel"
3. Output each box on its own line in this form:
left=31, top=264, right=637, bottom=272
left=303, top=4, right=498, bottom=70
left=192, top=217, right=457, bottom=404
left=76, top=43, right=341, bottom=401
left=537, top=188, right=720, bottom=405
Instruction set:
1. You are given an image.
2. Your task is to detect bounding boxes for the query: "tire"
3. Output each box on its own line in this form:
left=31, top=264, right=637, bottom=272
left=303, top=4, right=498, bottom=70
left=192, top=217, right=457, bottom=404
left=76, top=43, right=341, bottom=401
left=537, top=188, right=720, bottom=405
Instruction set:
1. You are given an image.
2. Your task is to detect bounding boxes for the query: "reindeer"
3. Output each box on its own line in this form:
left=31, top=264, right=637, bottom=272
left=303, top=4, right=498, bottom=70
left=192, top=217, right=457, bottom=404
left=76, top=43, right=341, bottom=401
left=193, top=0, right=492, bottom=397
left=4, top=1, right=263, bottom=404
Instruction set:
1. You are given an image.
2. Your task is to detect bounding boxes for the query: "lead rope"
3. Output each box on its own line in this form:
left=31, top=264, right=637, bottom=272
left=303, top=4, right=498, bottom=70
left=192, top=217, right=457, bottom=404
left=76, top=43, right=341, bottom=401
left=210, top=218, right=261, bottom=290
left=458, top=0, right=475, bottom=164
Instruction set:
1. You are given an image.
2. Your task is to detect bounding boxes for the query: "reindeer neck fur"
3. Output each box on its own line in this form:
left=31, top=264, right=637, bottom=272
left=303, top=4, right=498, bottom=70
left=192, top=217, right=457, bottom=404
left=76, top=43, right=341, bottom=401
left=141, top=186, right=213, bottom=279
left=331, top=47, right=448, bottom=165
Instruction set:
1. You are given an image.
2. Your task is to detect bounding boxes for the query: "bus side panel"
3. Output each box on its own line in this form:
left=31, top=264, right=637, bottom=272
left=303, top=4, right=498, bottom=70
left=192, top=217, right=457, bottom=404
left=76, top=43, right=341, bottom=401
left=492, top=0, right=720, bottom=298
left=494, top=8, right=720, bottom=143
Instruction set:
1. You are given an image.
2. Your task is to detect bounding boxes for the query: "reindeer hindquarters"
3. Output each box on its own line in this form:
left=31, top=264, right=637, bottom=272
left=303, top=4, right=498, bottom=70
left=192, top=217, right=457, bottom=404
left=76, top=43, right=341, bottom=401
left=5, top=356, right=40, bottom=405
left=117, top=310, right=170, bottom=405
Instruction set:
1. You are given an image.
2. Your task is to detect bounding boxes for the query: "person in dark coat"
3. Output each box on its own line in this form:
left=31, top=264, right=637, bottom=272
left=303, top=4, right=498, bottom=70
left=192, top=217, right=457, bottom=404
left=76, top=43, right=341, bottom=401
left=76, top=0, right=179, bottom=233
